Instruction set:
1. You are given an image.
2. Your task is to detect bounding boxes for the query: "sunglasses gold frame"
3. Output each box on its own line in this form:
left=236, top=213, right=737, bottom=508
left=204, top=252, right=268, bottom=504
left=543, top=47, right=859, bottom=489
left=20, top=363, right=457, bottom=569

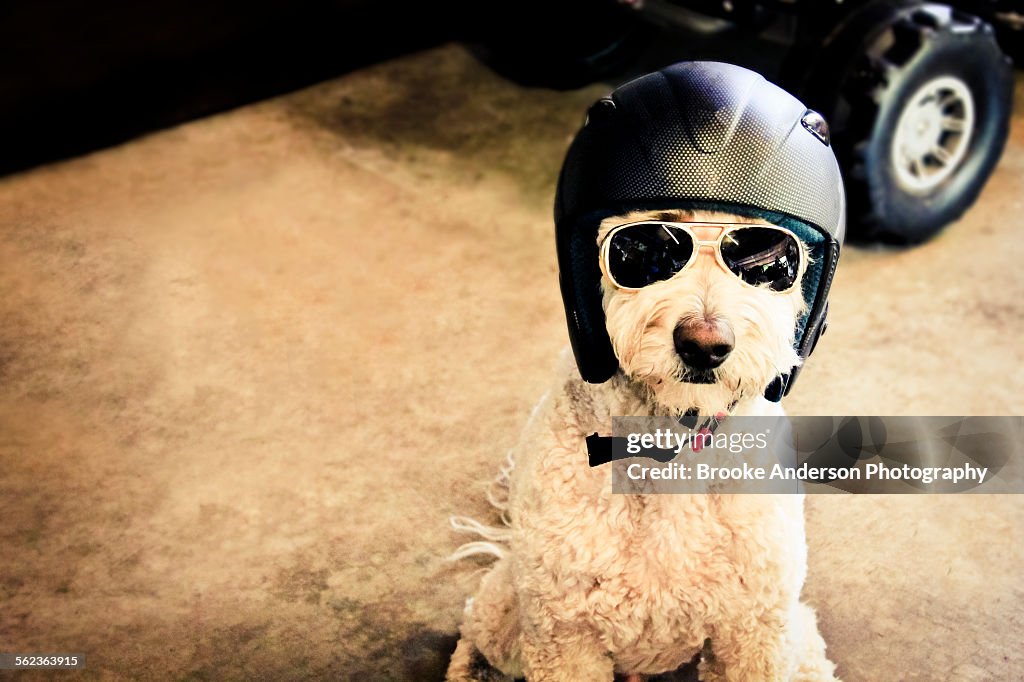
left=599, top=221, right=807, bottom=293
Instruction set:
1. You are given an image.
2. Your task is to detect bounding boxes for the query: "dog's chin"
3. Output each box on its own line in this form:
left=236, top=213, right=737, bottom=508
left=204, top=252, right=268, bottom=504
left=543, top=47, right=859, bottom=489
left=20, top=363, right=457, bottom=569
left=680, top=369, right=717, bottom=385
left=634, top=368, right=746, bottom=417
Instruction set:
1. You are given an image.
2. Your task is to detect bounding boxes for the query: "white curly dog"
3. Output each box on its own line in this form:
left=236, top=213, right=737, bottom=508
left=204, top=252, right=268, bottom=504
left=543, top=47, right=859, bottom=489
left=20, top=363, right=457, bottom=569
left=446, top=207, right=840, bottom=682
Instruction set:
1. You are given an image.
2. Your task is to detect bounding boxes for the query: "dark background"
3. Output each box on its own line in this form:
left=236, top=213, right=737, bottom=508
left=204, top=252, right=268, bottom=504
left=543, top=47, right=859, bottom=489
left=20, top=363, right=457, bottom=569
left=0, top=0, right=814, bottom=177
left=4, top=1, right=1017, bottom=177
left=1, top=0, right=476, bottom=176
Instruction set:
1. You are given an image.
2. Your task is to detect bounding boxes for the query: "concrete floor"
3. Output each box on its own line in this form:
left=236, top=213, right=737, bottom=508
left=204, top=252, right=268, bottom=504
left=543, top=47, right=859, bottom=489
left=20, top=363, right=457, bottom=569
left=1, top=45, right=1022, bottom=681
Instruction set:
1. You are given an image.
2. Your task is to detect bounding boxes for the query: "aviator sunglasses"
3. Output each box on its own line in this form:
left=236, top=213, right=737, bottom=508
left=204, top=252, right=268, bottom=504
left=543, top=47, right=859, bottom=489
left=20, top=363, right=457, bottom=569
left=599, top=221, right=806, bottom=293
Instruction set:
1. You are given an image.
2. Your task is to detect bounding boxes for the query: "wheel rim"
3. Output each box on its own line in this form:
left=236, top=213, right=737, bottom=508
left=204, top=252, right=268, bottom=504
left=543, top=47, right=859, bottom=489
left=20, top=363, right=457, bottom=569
left=890, top=75, right=975, bottom=194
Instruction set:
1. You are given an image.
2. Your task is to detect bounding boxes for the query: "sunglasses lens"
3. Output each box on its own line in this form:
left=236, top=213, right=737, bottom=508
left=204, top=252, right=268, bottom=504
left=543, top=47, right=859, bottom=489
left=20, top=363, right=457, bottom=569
left=720, top=227, right=801, bottom=292
left=607, top=223, right=694, bottom=288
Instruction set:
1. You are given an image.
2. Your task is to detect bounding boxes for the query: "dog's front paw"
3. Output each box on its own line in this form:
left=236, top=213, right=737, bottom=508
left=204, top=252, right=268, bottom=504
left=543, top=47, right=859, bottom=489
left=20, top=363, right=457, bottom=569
left=447, top=637, right=515, bottom=682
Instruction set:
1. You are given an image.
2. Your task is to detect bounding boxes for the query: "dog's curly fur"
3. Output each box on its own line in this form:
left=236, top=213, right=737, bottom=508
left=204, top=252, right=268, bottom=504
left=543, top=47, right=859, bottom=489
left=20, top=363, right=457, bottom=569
left=448, top=209, right=840, bottom=682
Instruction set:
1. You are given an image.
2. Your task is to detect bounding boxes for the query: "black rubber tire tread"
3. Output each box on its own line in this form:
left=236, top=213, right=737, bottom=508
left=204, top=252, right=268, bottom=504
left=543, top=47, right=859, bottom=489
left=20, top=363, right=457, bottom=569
left=836, top=3, right=1014, bottom=243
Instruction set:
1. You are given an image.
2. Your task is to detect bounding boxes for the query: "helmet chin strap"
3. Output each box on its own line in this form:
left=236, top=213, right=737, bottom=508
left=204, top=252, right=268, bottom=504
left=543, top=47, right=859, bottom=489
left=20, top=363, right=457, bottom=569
left=764, top=300, right=829, bottom=403
left=763, top=373, right=791, bottom=403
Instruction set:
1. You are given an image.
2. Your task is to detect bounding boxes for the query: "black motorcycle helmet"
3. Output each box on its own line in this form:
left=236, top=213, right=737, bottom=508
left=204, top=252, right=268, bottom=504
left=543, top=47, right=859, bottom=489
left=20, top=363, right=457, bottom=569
left=555, top=61, right=845, bottom=401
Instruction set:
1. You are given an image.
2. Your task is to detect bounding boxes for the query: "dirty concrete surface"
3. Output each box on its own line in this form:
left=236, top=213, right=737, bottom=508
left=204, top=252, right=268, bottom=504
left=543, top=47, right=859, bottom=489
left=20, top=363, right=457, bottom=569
left=0, top=45, right=1022, bottom=681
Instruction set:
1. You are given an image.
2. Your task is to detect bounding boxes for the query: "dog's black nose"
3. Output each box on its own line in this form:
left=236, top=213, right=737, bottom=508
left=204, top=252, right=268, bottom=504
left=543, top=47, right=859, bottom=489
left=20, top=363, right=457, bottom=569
left=674, top=318, right=735, bottom=370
